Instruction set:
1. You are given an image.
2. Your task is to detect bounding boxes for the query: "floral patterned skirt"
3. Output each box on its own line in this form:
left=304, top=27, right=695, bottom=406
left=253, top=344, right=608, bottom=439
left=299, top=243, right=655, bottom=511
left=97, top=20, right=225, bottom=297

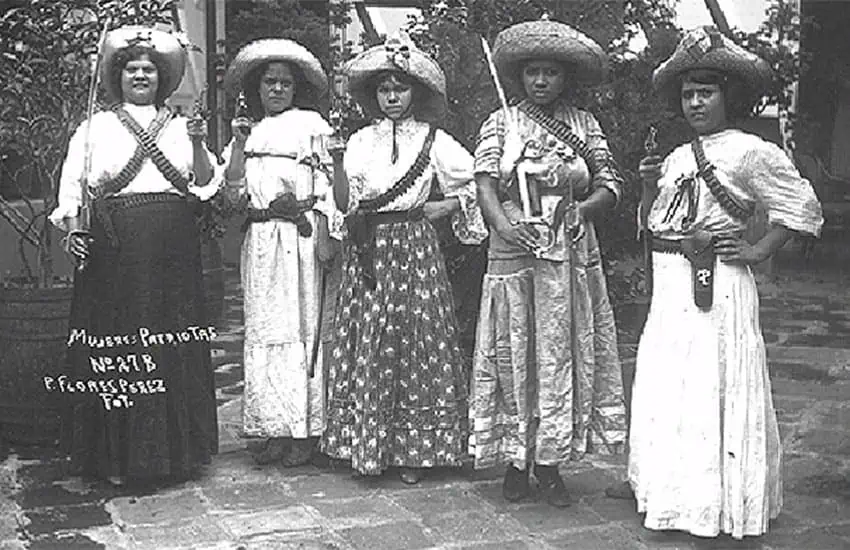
left=321, top=217, right=468, bottom=475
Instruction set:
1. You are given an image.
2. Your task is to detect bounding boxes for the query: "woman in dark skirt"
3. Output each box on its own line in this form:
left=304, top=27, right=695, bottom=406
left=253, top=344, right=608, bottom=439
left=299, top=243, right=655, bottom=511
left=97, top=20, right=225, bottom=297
left=321, top=35, right=487, bottom=485
left=50, top=26, right=218, bottom=486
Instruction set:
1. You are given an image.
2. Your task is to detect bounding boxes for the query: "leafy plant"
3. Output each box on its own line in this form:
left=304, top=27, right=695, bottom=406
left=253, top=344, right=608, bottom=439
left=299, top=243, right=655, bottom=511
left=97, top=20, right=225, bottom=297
left=0, top=0, right=176, bottom=288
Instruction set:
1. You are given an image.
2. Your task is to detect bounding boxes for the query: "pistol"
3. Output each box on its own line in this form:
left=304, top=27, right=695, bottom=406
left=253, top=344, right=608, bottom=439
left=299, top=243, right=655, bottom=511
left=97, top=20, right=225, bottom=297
left=644, top=125, right=659, bottom=156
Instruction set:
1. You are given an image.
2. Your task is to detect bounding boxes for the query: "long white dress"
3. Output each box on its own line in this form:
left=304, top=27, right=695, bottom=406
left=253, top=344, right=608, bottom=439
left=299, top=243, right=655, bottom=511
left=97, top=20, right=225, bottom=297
left=217, top=108, right=341, bottom=439
left=628, top=129, right=823, bottom=538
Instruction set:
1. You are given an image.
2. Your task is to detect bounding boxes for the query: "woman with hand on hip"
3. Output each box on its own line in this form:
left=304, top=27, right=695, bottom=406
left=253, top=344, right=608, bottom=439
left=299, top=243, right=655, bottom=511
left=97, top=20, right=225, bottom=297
left=470, top=18, right=628, bottom=508
left=51, top=26, right=218, bottom=486
left=626, top=27, right=823, bottom=538
left=219, top=39, right=340, bottom=466
left=321, top=34, right=487, bottom=485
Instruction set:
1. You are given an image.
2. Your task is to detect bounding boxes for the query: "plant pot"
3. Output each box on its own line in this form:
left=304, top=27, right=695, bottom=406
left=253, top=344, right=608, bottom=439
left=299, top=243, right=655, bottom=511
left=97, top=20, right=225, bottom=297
left=0, top=284, right=73, bottom=446
left=200, top=238, right=225, bottom=327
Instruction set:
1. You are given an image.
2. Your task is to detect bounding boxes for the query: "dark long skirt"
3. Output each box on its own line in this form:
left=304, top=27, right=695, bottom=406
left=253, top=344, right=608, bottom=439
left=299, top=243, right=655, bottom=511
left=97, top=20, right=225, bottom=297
left=62, top=192, right=218, bottom=482
left=321, top=217, right=468, bottom=476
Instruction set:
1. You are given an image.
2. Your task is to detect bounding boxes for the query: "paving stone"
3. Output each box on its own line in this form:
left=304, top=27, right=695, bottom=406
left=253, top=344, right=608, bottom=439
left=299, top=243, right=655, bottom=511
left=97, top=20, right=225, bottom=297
left=239, top=535, right=346, bottom=550
left=506, top=502, right=605, bottom=534
left=124, top=515, right=232, bottom=549
left=762, top=526, right=850, bottom=550
left=781, top=494, right=850, bottom=527
left=423, top=509, right=528, bottom=545
left=390, top=486, right=485, bottom=519
left=337, top=520, right=437, bottom=550
left=288, top=472, right=380, bottom=502
left=310, top=495, right=412, bottom=528
left=795, top=429, right=850, bottom=457
left=26, top=532, right=105, bottom=550
left=583, top=494, right=640, bottom=523
left=217, top=505, right=320, bottom=538
left=203, top=481, right=298, bottom=512
left=546, top=525, right=645, bottom=550
left=22, top=503, right=112, bottom=536
left=562, top=467, right=621, bottom=497
left=108, top=488, right=209, bottom=525
left=16, top=482, right=119, bottom=510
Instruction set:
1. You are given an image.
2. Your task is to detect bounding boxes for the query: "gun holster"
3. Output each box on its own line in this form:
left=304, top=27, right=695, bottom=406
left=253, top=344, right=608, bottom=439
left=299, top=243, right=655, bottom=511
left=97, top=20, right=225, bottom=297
left=681, top=229, right=716, bottom=310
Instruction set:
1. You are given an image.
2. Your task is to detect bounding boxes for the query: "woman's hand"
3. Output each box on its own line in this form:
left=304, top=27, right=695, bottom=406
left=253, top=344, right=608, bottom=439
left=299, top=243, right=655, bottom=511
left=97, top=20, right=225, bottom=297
left=64, top=231, right=93, bottom=264
left=231, top=117, right=254, bottom=146
left=496, top=221, right=540, bottom=252
left=638, top=154, right=664, bottom=191
left=327, top=135, right=346, bottom=162
left=714, top=234, right=769, bottom=265
left=186, top=116, right=207, bottom=142
left=423, top=198, right=460, bottom=221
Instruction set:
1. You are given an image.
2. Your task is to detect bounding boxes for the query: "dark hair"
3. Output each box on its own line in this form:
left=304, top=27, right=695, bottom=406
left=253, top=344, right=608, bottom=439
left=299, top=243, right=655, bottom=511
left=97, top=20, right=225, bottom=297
left=108, top=45, right=171, bottom=107
left=243, top=60, right=315, bottom=119
left=672, top=69, right=755, bottom=122
left=366, top=70, right=427, bottom=119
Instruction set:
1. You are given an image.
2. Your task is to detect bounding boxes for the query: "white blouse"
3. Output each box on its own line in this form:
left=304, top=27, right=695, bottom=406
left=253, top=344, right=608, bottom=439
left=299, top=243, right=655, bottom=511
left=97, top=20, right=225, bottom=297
left=343, top=117, right=487, bottom=244
left=215, top=108, right=341, bottom=237
left=648, top=129, right=823, bottom=239
left=50, top=103, right=219, bottom=232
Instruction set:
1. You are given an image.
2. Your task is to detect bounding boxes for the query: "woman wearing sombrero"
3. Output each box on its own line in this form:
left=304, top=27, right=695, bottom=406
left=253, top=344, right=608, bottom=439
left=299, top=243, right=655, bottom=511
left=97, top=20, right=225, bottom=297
left=218, top=39, right=340, bottom=466
left=321, top=34, right=487, bottom=484
left=50, top=26, right=219, bottom=485
left=470, top=18, right=627, bottom=507
left=625, top=27, right=822, bottom=537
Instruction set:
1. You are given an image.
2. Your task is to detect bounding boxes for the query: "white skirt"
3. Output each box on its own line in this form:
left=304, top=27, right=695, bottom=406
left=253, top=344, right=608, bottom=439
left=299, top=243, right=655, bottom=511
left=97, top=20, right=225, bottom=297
left=628, top=251, right=782, bottom=539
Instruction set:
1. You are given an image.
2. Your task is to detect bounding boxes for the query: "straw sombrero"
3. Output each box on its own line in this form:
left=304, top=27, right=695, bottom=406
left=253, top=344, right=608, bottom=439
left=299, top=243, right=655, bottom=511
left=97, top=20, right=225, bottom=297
left=492, top=17, right=608, bottom=96
left=223, top=39, right=327, bottom=98
left=102, top=26, right=186, bottom=102
left=653, top=27, right=773, bottom=102
left=346, top=34, right=447, bottom=121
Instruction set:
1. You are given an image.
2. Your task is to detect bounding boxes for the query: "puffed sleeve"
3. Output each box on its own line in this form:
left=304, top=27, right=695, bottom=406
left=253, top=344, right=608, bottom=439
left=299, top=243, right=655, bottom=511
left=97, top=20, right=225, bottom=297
left=743, top=141, right=824, bottom=237
left=580, top=110, right=624, bottom=204
left=342, top=128, right=369, bottom=215
left=48, top=119, right=88, bottom=232
left=304, top=112, right=344, bottom=241
left=432, top=129, right=488, bottom=244
left=473, top=110, right=505, bottom=181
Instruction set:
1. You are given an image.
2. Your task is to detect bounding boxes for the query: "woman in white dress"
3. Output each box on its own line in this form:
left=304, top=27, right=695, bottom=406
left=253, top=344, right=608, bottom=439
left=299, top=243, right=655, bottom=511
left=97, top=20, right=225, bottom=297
left=219, top=39, right=339, bottom=466
left=626, top=27, right=824, bottom=538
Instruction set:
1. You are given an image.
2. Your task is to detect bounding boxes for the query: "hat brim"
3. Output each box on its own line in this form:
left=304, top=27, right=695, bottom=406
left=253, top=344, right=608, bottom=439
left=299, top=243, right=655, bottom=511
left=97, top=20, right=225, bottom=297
left=101, top=26, right=186, bottom=103
left=224, top=39, right=328, bottom=99
left=492, top=20, right=609, bottom=97
left=346, top=45, right=447, bottom=121
left=653, top=28, right=773, bottom=103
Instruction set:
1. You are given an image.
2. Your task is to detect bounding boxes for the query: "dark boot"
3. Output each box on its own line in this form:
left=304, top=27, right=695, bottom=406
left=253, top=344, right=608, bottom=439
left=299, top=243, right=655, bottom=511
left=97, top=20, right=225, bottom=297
left=534, top=464, right=571, bottom=508
left=605, top=480, right=635, bottom=500
left=398, top=467, right=425, bottom=485
left=502, top=464, right=530, bottom=502
left=281, top=437, right=317, bottom=467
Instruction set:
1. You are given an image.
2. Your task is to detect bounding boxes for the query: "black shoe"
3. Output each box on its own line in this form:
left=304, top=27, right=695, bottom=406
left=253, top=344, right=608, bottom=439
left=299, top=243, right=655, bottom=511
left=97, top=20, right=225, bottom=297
left=605, top=480, right=635, bottom=500
left=399, top=467, right=425, bottom=485
left=534, top=464, right=571, bottom=508
left=502, top=464, right=530, bottom=502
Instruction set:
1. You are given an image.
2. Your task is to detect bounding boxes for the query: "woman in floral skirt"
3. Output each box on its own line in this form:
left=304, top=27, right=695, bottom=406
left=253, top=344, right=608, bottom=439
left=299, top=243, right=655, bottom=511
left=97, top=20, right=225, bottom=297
left=321, top=34, right=487, bottom=485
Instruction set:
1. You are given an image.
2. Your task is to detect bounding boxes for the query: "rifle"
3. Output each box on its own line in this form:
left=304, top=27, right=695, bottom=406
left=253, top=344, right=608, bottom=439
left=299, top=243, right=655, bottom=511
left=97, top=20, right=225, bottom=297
left=76, top=16, right=112, bottom=271
left=641, top=125, right=659, bottom=296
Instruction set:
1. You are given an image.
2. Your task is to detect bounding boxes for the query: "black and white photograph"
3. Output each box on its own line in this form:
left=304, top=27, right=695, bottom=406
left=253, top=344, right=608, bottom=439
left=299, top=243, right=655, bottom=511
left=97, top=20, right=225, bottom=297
left=0, top=0, right=848, bottom=549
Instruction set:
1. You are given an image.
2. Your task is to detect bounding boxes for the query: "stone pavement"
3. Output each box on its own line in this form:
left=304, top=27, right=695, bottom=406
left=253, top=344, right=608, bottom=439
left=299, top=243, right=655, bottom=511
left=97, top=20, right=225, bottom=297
left=1, top=252, right=850, bottom=550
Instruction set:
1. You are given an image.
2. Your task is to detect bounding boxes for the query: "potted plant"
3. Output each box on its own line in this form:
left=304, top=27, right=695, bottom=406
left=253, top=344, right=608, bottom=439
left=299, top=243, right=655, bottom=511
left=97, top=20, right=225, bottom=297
left=0, top=0, right=176, bottom=446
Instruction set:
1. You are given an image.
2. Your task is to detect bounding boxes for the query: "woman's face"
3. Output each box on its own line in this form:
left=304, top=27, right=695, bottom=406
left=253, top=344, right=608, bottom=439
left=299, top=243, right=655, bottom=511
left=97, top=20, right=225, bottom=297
left=681, top=80, right=728, bottom=135
left=376, top=75, right=413, bottom=120
left=522, top=60, right=566, bottom=106
left=260, top=62, right=296, bottom=116
left=121, top=53, right=159, bottom=106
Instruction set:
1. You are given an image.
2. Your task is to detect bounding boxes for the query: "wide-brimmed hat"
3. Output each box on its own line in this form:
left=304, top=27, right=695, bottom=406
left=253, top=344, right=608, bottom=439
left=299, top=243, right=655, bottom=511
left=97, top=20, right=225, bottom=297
left=653, top=27, right=773, bottom=102
left=346, top=33, right=447, bottom=121
left=102, top=26, right=187, bottom=102
left=492, top=17, right=608, bottom=96
left=223, top=38, right=327, bottom=98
